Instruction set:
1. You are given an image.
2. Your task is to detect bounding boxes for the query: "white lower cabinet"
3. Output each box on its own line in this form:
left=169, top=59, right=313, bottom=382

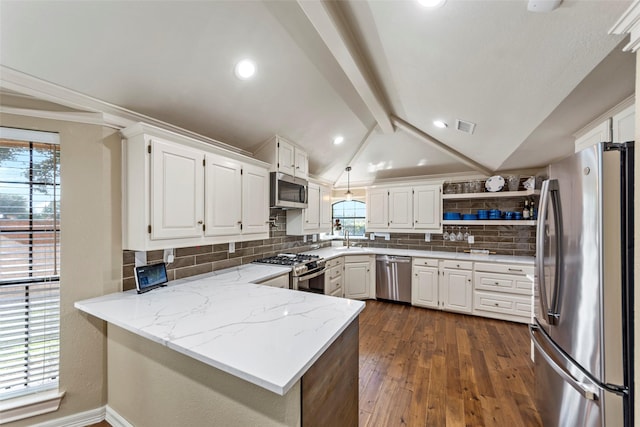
left=440, top=260, right=473, bottom=314
left=411, top=258, right=439, bottom=308
left=472, top=262, right=534, bottom=324
left=344, top=255, right=374, bottom=300
left=256, top=273, right=289, bottom=289
left=324, top=257, right=344, bottom=297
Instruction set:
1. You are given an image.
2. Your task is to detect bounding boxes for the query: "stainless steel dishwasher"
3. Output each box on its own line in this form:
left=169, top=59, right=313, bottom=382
left=375, top=255, right=412, bottom=303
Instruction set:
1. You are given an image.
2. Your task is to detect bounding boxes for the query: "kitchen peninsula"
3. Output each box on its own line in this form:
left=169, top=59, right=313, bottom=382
left=75, top=264, right=364, bottom=427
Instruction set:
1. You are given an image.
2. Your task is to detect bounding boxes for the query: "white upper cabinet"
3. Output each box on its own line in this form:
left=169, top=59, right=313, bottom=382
left=205, top=153, right=242, bottom=237
left=575, top=119, right=612, bottom=152
left=366, top=188, right=389, bottom=229
left=255, top=136, right=308, bottom=179
left=150, top=138, right=205, bottom=240
left=122, top=123, right=270, bottom=251
left=413, top=185, right=442, bottom=230
left=286, top=181, right=331, bottom=235
left=612, top=104, right=635, bottom=143
left=388, top=187, right=413, bottom=229
left=241, top=164, right=270, bottom=235
left=366, top=183, right=442, bottom=233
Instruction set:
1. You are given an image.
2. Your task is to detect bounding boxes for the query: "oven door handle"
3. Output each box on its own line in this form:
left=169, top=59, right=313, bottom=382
left=297, top=268, right=326, bottom=281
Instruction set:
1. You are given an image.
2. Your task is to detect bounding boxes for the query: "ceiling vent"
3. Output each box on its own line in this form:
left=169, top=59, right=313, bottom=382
left=456, top=119, right=476, bottom=135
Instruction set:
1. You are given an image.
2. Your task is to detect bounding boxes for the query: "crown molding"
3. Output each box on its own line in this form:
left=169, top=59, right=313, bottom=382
left=610, top=0, right=640, bottom=52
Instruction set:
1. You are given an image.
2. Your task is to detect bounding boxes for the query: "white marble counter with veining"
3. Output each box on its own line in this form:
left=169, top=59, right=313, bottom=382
left=75, top=263, right=365, bottom=396
left=306, top=246, right=535, bottom=265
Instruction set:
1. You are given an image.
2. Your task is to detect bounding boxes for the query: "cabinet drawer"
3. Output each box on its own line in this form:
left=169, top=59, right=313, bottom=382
left=412, top=257, right=438, bottom=268
left=326, top=275, right=342, bottom=295
left=474, top=291, right=531, bottom=318
left=474, top=262, right=533, bottom=276
left=345, top=254, right=371, bottom=263
left=327, top=265, right=343, bottom=281
left=441, top=260, right=473, bottom=270
left=329, top=287, right=343, bottom=298
left=474, top=272, right=533, bottom=295
left=325, top=257, right=344, bottom=268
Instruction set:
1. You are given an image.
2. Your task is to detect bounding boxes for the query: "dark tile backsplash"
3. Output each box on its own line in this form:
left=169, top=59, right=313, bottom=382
left=123, top=197, right=537, bottom=290
left=122, top=209, right=331, bottom=291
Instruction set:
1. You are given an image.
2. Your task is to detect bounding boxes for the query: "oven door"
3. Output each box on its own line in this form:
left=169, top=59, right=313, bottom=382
left=294, top=268, right=326, bottom=294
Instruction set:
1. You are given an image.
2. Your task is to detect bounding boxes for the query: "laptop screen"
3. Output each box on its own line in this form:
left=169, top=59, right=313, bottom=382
left=134, top=262, right=168, bottom=294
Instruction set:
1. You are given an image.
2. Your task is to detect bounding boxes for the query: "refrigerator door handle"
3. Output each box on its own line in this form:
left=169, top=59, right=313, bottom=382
left=530, top=324, right=598, bottom=401
left=536, top=179, right=552, bottom=323
left=548, top=180, right=564, bottom=323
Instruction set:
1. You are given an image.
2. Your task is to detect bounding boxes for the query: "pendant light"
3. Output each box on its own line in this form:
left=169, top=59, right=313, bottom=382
left=345, top=166, right=352, bottom=201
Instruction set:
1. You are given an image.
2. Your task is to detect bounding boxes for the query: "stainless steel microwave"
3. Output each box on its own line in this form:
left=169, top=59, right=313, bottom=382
left=270, top=172, right=308, bottom=209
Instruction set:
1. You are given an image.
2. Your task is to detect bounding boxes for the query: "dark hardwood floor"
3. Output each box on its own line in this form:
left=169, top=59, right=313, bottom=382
left=359, top=300, right=541, bottom=427
left=90, top=300, right=541, bottom=427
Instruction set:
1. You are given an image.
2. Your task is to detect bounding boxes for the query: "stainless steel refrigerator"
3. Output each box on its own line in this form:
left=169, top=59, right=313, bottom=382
left=530, top=141, right=634, bottom=426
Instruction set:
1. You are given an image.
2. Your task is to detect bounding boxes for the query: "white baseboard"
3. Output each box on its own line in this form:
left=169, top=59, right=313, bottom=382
left=105, top=406, right=133, bottom=427
left=31, top=406, right=105, bottom=427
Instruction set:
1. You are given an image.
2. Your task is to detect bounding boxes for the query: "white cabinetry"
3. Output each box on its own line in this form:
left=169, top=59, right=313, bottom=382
left=324, top=257, right=343, bottom=297
left=440, top=260, right=473, bottom=314
left=150, top=138, right=204, bottom=240
left=473, top=262, right=534, bottom=324
left=344, top=255, right=374, bottom=300
left=254, top=136, right=308, bottom=180
left=411, top=258, right=439, bottom=309
left=389, top=187, right=413, bottom=229
left=122, top=123, right=270, bottom=251
left=286, top=182, right=332, bottom=235
left=612, top=104, right=635, bottom=143
left=366, top=188, right=389, bottom=229
left=256, top=273, right=289, bottom=289
left=366, top=184, right=442, bottom=233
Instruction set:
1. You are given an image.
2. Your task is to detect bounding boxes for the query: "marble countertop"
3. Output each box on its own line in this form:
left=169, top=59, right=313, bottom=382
left=306, top=246, right=535, bottom=265
left=75, top=263, right=365, bottom=396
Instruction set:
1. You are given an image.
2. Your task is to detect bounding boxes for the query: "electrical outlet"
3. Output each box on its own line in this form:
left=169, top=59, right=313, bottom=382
left=384, top=234, right=390, bottom=241
left=468, top=235, right=474, bottom=244
left=303, top=235, right=307, bottom=243
left=370, top=233, right=375, bottom=240
left=424, top=233, right=431, bottom=242
left=312, top=234, right=317, bottom=242
left=229, top=242, right=235, bottom=253
left=163, top=248, right=175, bottom=264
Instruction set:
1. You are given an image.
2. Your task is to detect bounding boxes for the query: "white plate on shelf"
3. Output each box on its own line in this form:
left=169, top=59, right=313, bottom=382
left=485, top=175, right=505, bottom=192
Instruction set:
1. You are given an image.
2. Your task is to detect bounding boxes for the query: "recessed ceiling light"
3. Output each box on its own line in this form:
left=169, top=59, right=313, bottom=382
left=333, top=136, right=344, bottom=145
left=234, top=59, right=256, bottom=80
left=433, top=120, right=448, bottom=128
left=417, top=0, right=446, bottom=8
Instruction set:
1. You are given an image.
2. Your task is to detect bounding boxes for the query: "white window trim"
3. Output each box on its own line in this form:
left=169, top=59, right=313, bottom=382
left=0, top=127, right=59, bottom=145
left=0, top=390, right=65, bottom=424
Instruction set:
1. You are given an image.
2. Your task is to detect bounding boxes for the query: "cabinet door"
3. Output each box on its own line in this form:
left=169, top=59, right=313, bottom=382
left=388, top=187, right=413, bottom=229
left=151, top=138, right=204, bottom=240
left=412, top=266, right=439, bottom=309
left=304, top=183, right=320, bottom=230
left=344, top=262, right=370, bottom=299
left=204, top=153, right=242, bottom=236
left=575, top=119, right=611, bottom=152
left=242, top=164, right=270, bottom=235
left=440, top=269, right=472, bottom=313
left=413, top=185, right=441, bottom=230
left=319, top=185, right=333, bottom=233
left=366, top=188, right=388, bottom=230
left=294, top=148, right=309, bottom=180
left=277, top=138, right=296, bottom=176
left=612, top=104, right=635, bottom=143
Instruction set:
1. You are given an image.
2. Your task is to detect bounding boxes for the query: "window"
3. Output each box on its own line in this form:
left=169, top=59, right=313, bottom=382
left=0, top=127, right=60, bottom=401
left=332, top=200, right=366, bottom=236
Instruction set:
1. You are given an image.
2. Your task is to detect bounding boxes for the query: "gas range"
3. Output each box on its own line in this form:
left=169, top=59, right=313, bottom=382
left=253, top=253, right=325, bottom=277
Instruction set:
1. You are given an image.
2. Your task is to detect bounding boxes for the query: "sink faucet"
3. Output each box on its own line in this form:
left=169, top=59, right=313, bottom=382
left=344, top=229, right=350, bottom=248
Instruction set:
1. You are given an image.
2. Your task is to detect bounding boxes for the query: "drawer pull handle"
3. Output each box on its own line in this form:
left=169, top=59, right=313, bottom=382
left=494, top=303, right=499, bottom=306
left=494, top=282, right=500, bottom=285
left=508, top=268, right=523, bottom=272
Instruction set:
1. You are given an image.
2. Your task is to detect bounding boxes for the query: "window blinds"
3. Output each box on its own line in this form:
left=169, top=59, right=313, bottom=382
left=0, top=132, right=60, bottom=400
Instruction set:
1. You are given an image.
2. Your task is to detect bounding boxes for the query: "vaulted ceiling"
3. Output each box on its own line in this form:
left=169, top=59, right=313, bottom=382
left=0, top=0, right=635, bottom=188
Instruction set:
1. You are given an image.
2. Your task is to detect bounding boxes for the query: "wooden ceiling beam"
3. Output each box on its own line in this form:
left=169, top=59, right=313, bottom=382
left=297, top=0, right=394, bottom=134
